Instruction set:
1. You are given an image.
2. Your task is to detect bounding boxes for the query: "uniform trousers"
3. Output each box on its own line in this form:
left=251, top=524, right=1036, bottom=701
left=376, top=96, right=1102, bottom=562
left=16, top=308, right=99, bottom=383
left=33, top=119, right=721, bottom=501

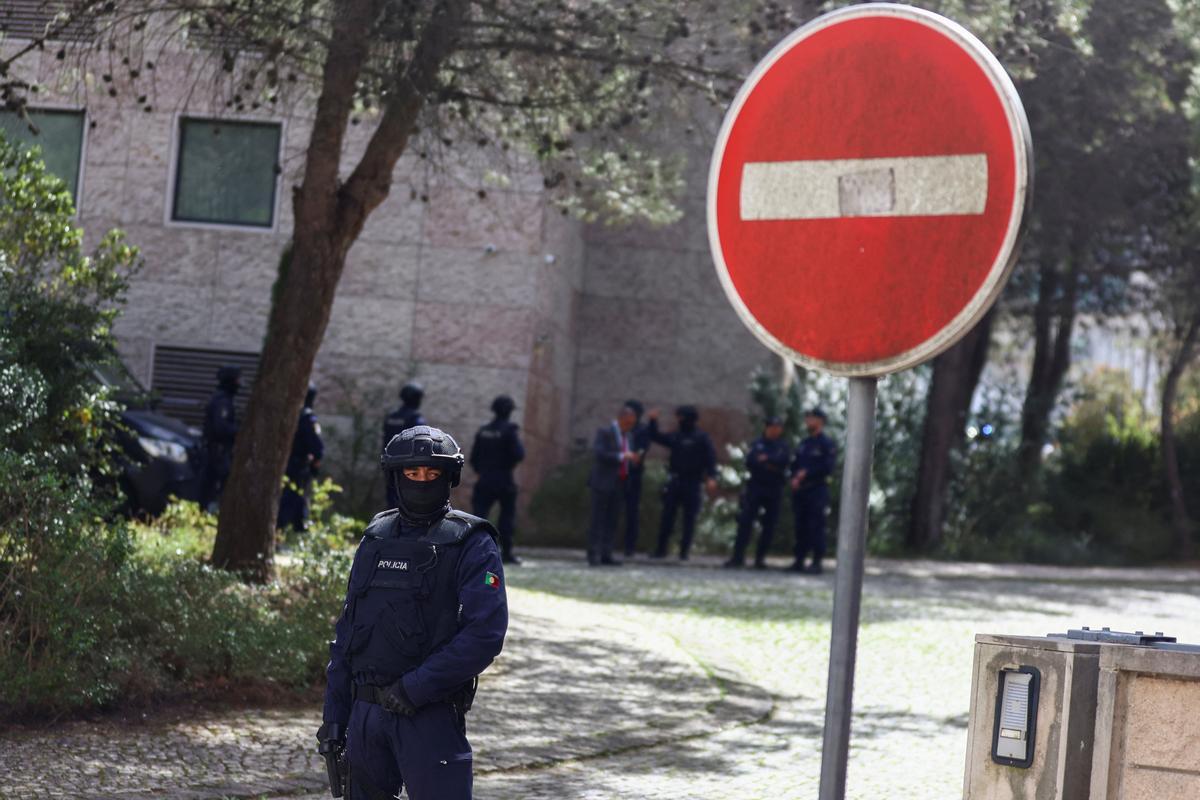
left=731, top=484, right=783, bottom=563
left=793, top=485, right=829, bottom=566
left=471, top=480, right=517, bottom=559
left=347, top=699, right=472, bottom=800
left=656, top=478, right=703, bottom=559
left=622, top=473, right=644, bottom=555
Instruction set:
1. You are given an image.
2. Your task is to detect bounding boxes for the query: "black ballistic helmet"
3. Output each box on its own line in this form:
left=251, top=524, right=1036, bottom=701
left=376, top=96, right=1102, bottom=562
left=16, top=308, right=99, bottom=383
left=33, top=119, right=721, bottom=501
left=675, top=405, right=699, bottom=423
left=399, top=382, right=425, bottom=407
left=381, top=425, right=464, bottom=487
left=491, top=395, right=516, bottom=418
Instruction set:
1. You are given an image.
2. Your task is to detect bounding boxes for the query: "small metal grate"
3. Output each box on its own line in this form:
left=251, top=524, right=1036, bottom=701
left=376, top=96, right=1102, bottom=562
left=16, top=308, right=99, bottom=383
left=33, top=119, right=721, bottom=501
left=0, top=1, right=94, bottom=43
left=150, top=344, right=260, bottom=427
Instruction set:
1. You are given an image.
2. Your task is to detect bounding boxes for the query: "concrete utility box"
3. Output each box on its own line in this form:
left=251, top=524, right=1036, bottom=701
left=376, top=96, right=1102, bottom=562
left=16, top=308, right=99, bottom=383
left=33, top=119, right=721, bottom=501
left=963, top=634, right=1100, bottom=800
left=1089, top=644, right=1200, bottom=799
left=964, top=629, right=1200, bottom=800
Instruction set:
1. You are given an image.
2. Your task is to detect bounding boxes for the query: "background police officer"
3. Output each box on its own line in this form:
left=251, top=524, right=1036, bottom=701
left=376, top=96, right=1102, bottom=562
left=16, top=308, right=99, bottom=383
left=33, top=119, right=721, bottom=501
left=199, top=365, right=240, bottom=512
left=382, top=382, right=427, bottom=509
left=789, top=408, right=838, bottom=575
left=278, top=383, right=324, bottom=533
left=726, top=416, right=790, bottom=569
left=317, top=426, right=508, bottom=800
left=469, top=396, right=525, bottom=565
left=646, top=405, right=718, bottom=561
left=621, top=399, right=651, bottom=558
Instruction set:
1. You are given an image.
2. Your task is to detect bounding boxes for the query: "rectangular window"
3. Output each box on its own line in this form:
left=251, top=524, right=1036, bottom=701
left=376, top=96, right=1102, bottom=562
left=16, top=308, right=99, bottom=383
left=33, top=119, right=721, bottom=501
left=0, top=108, right=85, bottom=201
left=172, top=117, right=281, bottom=228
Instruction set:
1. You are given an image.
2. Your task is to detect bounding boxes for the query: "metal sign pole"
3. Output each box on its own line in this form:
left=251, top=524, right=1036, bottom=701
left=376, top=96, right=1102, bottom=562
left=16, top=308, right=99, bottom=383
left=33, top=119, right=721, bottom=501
left=818, top=376, right=878, bottom=800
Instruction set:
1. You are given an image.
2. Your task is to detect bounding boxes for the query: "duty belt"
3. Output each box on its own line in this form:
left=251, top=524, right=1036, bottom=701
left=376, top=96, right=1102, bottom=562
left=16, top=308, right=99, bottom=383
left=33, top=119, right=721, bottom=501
left=352, top=679, right=478, bottom=714
left=352, top=683, right=390, bottom=707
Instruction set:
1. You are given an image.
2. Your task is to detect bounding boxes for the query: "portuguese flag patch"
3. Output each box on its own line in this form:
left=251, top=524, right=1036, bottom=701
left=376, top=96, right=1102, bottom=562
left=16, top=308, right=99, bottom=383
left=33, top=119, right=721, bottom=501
left=484, top=571, right=500, bottom=588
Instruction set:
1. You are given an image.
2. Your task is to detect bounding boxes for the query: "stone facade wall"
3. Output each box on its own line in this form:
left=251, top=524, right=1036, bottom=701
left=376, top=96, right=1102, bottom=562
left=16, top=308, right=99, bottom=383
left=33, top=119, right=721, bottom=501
left=7, top=35, right=775, bottom=514
left=573, top=148, right=776, bottom=459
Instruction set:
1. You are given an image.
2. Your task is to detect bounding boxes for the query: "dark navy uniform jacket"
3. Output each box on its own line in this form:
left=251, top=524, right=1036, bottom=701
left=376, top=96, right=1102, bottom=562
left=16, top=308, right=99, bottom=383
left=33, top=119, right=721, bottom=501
left=469, top=420, right=525, bottom=488
left=647, top=420, right=718, bottom=483
left=745, top=436, right=791, bottom=489
left=382, top=406, right=426, bottom=451
left=202, top=389, right=238, bottom=469
left=790, top=432, right=837, bottom=491
left=322, top=513, right=508, bottom=726
left=286, top=407, right=324, bottom=482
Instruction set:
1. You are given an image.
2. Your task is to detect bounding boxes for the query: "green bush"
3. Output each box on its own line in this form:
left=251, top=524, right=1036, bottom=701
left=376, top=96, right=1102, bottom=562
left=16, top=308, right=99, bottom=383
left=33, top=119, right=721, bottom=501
left=0, top=497, right=355, bottom=718
left=938, top=368, right=1179, bottom=565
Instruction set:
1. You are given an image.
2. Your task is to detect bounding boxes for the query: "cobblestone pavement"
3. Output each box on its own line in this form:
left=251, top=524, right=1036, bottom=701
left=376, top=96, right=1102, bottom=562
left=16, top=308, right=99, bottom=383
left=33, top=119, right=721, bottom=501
left=3, top=552, right=1200, bottom=800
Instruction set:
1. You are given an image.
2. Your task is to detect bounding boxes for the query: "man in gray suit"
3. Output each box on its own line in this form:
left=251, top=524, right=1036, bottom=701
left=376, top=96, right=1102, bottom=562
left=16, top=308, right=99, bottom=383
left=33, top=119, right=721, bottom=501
left=587, top=404, right=640, bottom=566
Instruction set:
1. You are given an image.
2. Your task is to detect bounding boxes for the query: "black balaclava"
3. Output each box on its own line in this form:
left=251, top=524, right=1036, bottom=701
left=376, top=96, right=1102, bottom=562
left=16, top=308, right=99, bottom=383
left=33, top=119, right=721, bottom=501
left=394, top=471, right=451, bottom=523
left=676, top=405, right=699, bottom=433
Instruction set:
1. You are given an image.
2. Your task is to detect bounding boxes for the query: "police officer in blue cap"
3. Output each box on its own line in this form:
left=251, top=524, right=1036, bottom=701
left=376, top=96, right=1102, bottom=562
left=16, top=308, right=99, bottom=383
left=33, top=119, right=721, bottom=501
left=725, top=415, right=790, bottom=569
left=646, top=405, right=718, bottom=560
left=469, top=395, right=525, bottom=565
left=789, top=408, right=838, bottom=574
left=317, top=425, right=508, bottom=800
left=382, top=382, right=427, bottom=510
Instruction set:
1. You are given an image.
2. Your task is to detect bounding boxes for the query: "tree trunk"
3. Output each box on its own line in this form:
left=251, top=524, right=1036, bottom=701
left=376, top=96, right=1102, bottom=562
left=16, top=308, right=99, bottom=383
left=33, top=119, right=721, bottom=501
left=907, top=311, right=994, bottom=550
left=1161, top=316, right=1199, bottom=560
left=211, top=0, right=465, bottom=580
left=1017, top=258, right=1080, bottom=475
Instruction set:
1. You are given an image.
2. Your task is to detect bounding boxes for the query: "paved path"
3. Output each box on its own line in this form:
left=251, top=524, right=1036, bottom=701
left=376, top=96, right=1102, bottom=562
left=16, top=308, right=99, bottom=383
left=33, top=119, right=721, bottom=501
left=3, top=553, right=1200, bottom=799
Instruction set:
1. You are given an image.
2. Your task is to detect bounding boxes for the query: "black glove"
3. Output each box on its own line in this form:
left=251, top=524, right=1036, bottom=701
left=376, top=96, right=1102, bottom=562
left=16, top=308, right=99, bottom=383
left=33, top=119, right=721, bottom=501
left=381, top=679, right=418, bottom=716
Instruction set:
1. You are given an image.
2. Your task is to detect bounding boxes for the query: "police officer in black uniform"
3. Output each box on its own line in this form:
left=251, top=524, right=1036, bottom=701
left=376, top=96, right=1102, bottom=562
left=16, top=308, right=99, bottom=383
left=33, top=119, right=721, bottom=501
left=278, top=383, right=325, bottom=532
left=647, top=405, right=718, bottom=561
left=725, top=416, right=790, bottom=569
left=789, top=408, right=838, bottom=575
left=382, top=382, right=427, bottom=509
left=199, top=365, right=240, bottom=511
left=317, top=426, right=508, bottom=800
left=469, top=396, right=525, bottom=565
left=621, top=399, right=651, bottom=557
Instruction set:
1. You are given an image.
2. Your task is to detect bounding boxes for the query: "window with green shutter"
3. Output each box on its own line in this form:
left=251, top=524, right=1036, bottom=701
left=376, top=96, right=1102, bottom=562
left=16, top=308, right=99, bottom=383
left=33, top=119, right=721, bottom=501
left=172, top=118, right=282, bottom=228
left=0, top=108, right=86, bottom=202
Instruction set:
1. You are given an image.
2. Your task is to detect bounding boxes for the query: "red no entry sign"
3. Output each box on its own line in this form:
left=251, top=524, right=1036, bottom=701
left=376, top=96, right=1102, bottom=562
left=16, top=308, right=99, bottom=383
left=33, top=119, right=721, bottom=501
left=708, top=3, right=1032, bottom=376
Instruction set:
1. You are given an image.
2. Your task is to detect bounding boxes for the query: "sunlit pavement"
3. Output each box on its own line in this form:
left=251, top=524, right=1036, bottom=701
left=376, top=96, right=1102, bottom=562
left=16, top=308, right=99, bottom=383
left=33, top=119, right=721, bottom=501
left=4, top=552, right=1200, bottom=799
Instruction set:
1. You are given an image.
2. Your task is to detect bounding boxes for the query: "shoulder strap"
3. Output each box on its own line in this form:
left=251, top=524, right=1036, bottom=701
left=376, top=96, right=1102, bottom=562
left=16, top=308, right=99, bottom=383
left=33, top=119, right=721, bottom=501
left=363, top=509, right=400, bottom=539
left=423, top=509, right=499, bottom=546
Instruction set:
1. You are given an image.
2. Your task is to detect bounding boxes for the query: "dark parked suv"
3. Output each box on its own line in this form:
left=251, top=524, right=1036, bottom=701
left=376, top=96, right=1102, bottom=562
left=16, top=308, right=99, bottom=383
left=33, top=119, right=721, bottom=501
left=96, top=363, right=204, bottom=515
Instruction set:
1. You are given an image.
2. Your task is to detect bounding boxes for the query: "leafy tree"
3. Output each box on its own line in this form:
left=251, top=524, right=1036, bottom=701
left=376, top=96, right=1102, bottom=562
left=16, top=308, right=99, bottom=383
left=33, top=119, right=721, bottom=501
left=1, top=0, right=812, bottom=580
left=909, top=0, right=1199, bottom=549
left=1011, top=0, right=1194, bottom=474
left=0, top=131, right=140, bottom=703
left=0, top=132, right=139, bottom=529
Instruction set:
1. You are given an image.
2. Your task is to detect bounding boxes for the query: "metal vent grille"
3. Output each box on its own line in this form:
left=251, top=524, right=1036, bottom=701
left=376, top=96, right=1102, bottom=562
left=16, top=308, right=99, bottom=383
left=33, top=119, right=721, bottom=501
left=0, top=1, right=94, bottom=43
left=151, top=345, right=260, bottom=427
left=1000, top=674, right=1031, bottom=732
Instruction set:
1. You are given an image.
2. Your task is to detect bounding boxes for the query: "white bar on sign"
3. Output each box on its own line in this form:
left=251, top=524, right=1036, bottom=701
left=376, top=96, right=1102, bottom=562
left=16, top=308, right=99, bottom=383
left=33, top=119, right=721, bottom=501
left=739, top=154, right=988, bottom=221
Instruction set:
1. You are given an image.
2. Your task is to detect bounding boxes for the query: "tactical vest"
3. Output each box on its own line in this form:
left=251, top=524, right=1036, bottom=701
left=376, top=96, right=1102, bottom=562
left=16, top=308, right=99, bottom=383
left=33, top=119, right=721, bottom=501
left=343, top=509, right=495, bottom=687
